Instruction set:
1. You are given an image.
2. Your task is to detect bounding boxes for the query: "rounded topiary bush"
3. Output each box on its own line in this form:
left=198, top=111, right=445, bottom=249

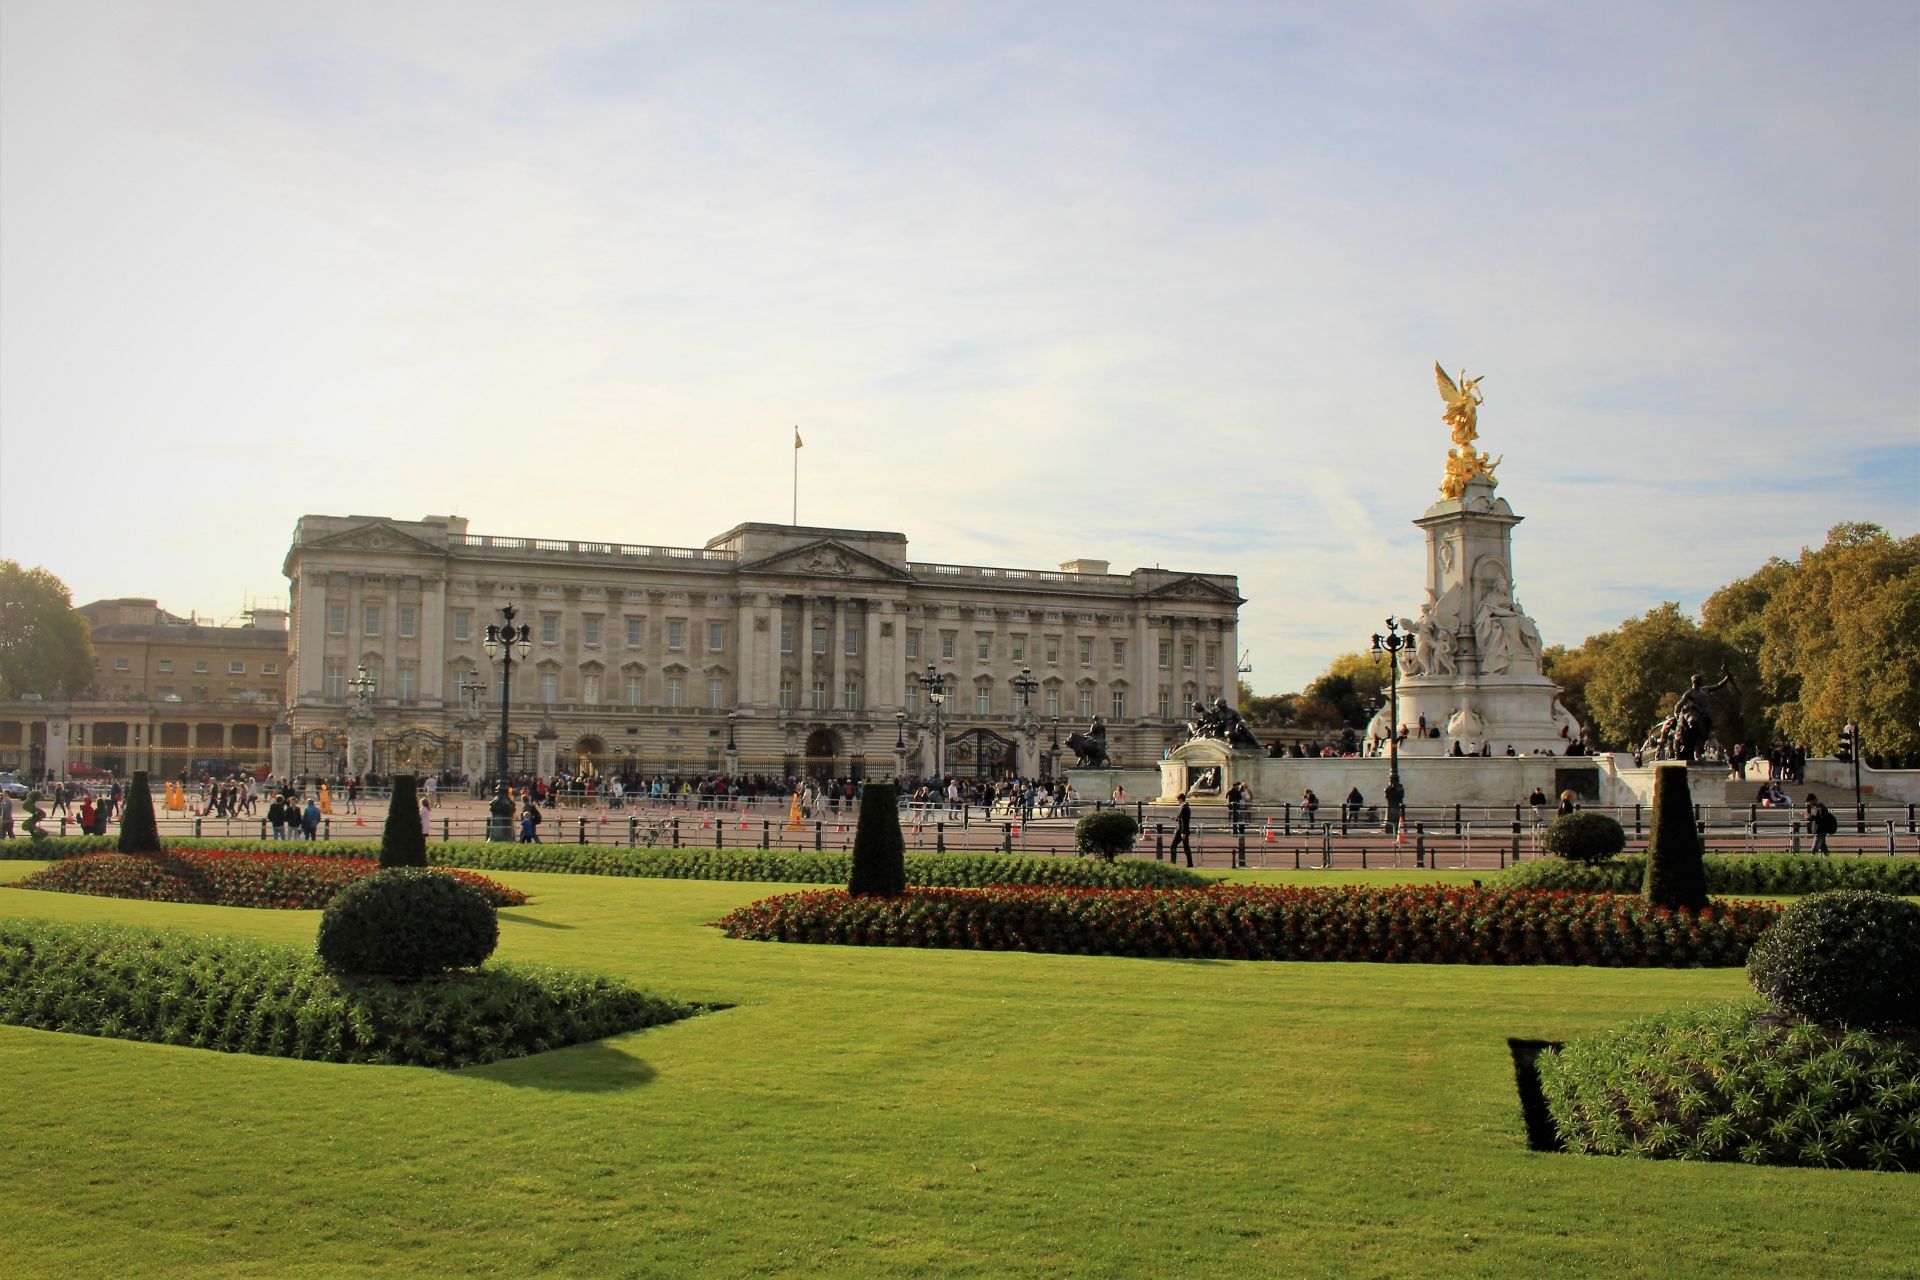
left=1075, top=810, right=1140, bottom=862
left=1746, top=889, right=1920, bottom=1029
left=1540, top=811, right=1625, bottom=864
left=316, top=868, right=499, bottom=980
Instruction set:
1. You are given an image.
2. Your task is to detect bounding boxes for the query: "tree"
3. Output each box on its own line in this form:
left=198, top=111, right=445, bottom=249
left=848, top=782, right=906, bottom=897
left=1540, top=636, right=1609, bottom=733
left=0, top=561, right=95, bottom=699
left=117, top=771, right=163, bottom=855
left=1303, top=651, right=1389, bottom=729
left=1582, top=604, right=1746, bottom=751
left=1749, top=524, right=1920, bottom=763
left=1236, top=680, right=1293, bottom=728
left=380, top=775, right=428, bottom=868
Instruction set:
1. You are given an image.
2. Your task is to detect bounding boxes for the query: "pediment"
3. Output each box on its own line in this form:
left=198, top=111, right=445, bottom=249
left=300, top=520, right=446, bottom=558
left=737, top=538, right=910, bottom=581
left=1145, top=575, right=1243, bottom=604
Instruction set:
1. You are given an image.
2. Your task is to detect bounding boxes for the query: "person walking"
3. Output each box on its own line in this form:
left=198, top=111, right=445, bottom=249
left=1805, top=792, right=1836, bottom=854
left=1169, top=792, right=1195, bottom=867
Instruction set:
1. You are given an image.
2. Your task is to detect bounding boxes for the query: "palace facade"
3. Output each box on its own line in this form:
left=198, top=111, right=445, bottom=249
left=281, top=515, right=1244, bottom=781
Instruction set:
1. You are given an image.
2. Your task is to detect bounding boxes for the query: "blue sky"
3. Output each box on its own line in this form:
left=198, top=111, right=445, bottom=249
left=2, top=1, right=1915, bottom=692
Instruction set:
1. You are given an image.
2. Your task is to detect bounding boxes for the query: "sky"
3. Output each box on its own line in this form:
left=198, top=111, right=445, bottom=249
left=1, top=0, right=1915, bottom=693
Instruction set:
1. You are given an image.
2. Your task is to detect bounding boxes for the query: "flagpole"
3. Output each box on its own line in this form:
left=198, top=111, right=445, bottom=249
left=792, top=426, right=799, bottom=525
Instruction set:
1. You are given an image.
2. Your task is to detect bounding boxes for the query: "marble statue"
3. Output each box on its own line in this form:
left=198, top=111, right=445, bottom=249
left=1474, top=571, right=1539, bottom=675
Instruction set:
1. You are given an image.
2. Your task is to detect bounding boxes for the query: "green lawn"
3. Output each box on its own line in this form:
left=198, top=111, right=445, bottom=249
left=1, top=860, right=1914, bottom=1278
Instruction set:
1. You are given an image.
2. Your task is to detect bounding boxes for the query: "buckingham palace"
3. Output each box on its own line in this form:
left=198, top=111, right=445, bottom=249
left=280, top=514, right=1244, bottom=783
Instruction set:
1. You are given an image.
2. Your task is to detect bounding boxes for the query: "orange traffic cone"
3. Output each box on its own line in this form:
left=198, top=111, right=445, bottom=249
left=1011, top=823, right=1021, bottom=837
left=1263, top=818, right=1276, bottom=844
left=1396, top=817, right=1406, bottom=846
left=354, top=816, right=366, bottom=827
left=738, top=819, right=749, bottom=830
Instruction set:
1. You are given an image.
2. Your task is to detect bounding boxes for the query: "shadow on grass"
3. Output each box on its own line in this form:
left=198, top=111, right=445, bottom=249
left=1508, top=1037, right=1566, bottom=1153
left=497, top=911, right=575, bottom=930
left=466, top=1038, right=661, bottom=1092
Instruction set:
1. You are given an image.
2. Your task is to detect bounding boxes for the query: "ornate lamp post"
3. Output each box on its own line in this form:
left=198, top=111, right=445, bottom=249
left=482, top=604, right=532, bottom=790
left=1010, top=665, right=1039, bottom=778
left=918, top=662, right=949, bottom=779
left=1049, top=715, right=1061, bottom=778
left=1371, top=618, right=1415, bottom=831
left=345, top=664, right=377, bottom=779
left=894, top=709, right=908, bottom=781
left=726, top=710, right=740, bottom=777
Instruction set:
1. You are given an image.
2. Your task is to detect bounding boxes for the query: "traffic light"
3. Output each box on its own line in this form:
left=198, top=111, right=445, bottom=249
left=1835, top=724, right=1857, bottom=763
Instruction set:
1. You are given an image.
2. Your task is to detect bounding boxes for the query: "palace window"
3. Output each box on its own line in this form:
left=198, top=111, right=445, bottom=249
left=1079, top=638, right=1094, bottom=666
left=327, top=604, right=346, bottom=635
left=1159, top=689, right=1172, bottom=718
left=812, top=624, right=829, bottom=655
left=540, top=672, right=558, bottom=704
left=1045, top=688, right=1060, bottom=717
left=667, top=620, right=685, bottom=650
left=1112, top=640, right=1126, bottom=665
left=584, top=616, right=601, bottom=646
left=709, top=621, right=726, bottom=651
left=844, top=625, right=859, bottom=655
left=779, top=679, right=795, bottom=710
left=114, top=657, right=130, bottom=672
left=262, top=662, right=278, bottom=676
left=1079, top=689, right=1095, bottom=716
left=453, top=611, right=470, bottom=642
left=941, top=631, right=956, bottom=659
left=975, top=687, right=991, bottom=715
left=626, top=675, right=644, bottom=706
left=1159, top=639, right=1172, bottom=669
left=627, top=617, right=644, bottom=646
left=843, top=678, right=861, bottom=710
left=157, top=659, right=173, bottom=673
left=1011, top=635, right=1026, bottom=662
left=1045, top=637, right=1060, bottom=665
left=708, top=677, right=725, bottom=709
left=583, top=674, right=601, bottom=705
left=666, top=676, right=683, bottom=708
left=1206, top=643, right=1220, bottom=669
left=1112, top=690, right=1126, bottom=718
left=810, top=679, right=827, bottom=711
left=195, top=660, right=209, bottom=674
left=905, top=630, right=920, bottom=660
left=976, top=634, right=991, bottom=661
left=397, top=664, right=416, bottom=701
left=906, top=686, right=919, bottom=714
left=780, top=622, right=794, bottom=653
left=324, top=663, right=344, bottom=699
left=398, top=606, right=416, bottom=639
left=1182, top=642, right=1195, bottom=669
left=229, top=660, right=246, bottom=675
left=540, top=615, right=558, bottom=645
left=363, top=605, right=381, bottom=637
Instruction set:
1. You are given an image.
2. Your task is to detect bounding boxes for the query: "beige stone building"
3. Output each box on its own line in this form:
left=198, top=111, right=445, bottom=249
left=281, top=515, right=1244, bottom=781
left=0, top=600, right=287, bottom=778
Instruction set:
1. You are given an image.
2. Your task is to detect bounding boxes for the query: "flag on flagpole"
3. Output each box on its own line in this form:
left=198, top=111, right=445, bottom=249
left=794, top=427, right=804, bottom=449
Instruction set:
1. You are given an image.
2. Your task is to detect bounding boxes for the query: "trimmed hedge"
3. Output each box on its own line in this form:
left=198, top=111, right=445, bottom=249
left=1540, top=811, right=1625, bottom=864
left=117, top=771, right=162, bottom=855
left=380, top=775, right=428, bottom=868
left=1745, top=890, right=1920, bottom=1029
left=1645, top=764, right=1708, bottom=911
left=0, top=917, right=698, bottom=1068
left=318, top=868, right=500, bottom=980
left=1497, top=853, right=1920, bottom=897
left=715, top=885, right=1779, bottom=967
left=1075, top=810, right=1140, bottom=861
left=1539, top=999, right=1920, bottom=1170
left=849, top=783, right=906, bottom=897
left=10, top=849, right=527, bottom=909
left=3, top=837, right=1208, bottom=889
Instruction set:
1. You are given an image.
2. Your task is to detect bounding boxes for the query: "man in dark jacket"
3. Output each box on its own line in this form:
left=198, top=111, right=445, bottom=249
left=1169, top=792, right=1194, bottom=867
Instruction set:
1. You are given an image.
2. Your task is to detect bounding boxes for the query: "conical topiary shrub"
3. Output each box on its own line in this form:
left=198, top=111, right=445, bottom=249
left=848, top=782, right=906, bottom=898
left=1643, top=763, right=1707, bottom=911
left=380, top=774, right=428, bottom=868
left=116, top=770, right=163, bottom=854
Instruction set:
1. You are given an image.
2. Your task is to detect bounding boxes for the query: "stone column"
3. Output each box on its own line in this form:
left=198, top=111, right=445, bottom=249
left=534, top=725, right=559, bottom=778
left=43, top=709, right=70, bottom=778
left=270, top=716, right=292, bottom=781
left=864, top=600, right=882, bottom=712
left=799, top=597, right=815, bottom=713
left=345, top=710, right=375, bottom=778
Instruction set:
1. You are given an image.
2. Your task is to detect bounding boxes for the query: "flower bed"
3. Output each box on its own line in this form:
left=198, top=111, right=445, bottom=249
left=9, top=849, right=526, bottom=909
left=715, top=884, right=1781, bottom=967
left=0, top=917, right=694, bottom=1068
left=1539, top=999, right=1920, bottom=1169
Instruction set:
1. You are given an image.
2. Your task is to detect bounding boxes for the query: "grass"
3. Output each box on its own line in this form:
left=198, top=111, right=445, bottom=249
left=2, top=859, right=1916, bottom=1278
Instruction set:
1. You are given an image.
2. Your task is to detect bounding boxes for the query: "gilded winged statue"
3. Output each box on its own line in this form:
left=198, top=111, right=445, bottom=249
left=1435, top=362, right=1500, bottom=498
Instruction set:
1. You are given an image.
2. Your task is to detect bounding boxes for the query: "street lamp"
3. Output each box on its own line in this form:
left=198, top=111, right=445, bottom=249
left=1370, top=618, right=1415, bottom=832
left=348, top=664, right=377, bottom=710
left=895, top=709, right=907, bottom=751
left=1010, top=665, right=1039, bottom=779
left=482, top=605, right=532, bottom=790
left=456, top=675, right=484, bottom=716
left=918, top=662, right=949, bottom=779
